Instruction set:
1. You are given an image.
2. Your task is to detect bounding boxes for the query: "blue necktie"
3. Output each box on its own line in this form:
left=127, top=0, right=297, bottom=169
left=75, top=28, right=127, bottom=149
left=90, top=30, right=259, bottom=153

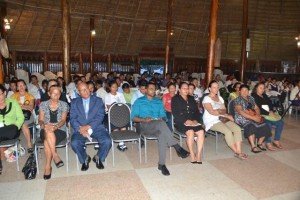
left=84, top=101, right=89, bottom=119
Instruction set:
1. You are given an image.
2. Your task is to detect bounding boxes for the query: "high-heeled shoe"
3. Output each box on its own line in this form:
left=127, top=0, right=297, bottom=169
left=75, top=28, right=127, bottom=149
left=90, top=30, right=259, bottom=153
left=55, top=160, right=64, bottom=168
left=44, top=167, right=52, bottom=180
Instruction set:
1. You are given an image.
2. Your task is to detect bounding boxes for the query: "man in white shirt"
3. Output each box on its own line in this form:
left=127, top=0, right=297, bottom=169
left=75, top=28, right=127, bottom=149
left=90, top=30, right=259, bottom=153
left=191, top=78, right=203, bottom=102
left=290, top=80, right=300, bottom=106
left=95, top=80, right=107, bottom=101
left=27, top=75, right=41, bottom=100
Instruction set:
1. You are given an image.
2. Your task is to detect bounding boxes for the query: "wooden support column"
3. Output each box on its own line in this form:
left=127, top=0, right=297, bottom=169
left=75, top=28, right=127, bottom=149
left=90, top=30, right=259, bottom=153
left=61, top=0, right=71, bottom=84
left=43, top=52, right=48, bottom=72
left=165, top=0, right=173, bottom=77
left=79, top=52, right=83, bottom=74
left=12, top=51, right=16, bottom=76
left=107, top=54, right=111, bottom=73
left=240, top=0, right=248, bottom=82
left=0, top=2, right=7, bottom=84
left=206, top=0, right=218, bottom=85
left=90, top=16, right=95, bottom=74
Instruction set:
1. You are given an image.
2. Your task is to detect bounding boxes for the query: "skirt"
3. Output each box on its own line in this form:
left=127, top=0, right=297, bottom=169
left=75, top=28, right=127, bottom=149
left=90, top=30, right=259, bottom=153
left=40, top=129, right=66, bottom=145
left=242, top=121, right=271, bottom=139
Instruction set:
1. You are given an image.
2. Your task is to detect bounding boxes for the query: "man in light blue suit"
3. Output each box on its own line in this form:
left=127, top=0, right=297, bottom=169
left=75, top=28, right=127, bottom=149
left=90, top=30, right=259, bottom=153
left=70, top=82, right=111, bottom=171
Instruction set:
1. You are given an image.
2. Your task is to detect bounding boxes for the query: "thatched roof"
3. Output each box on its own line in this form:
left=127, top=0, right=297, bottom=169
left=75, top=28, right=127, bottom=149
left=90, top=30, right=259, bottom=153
left=4, top=0, right=300, bottom=61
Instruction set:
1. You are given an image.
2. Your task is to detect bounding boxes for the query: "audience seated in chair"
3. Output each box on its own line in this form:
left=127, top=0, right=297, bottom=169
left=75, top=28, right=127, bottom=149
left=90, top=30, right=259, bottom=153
left=234, top=84, right=272, bottom=153
left=70, top=82, right=111, bottom=171
left=251, top=82, right=284, bottom=150
left=0, top=84, right=24, bottom=174
left=131, top=82, right=190, bottom=176
left=203, top=81, right=247, bottom=160
left=10, top=79, right=35, bottom=152
left=172, top=82, right=205, bottom=164
left=38, top=86, right=69, bottom=180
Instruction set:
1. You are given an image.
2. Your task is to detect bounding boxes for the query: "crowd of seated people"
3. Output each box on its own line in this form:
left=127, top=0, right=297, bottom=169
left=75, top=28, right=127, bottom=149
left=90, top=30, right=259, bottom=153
left=0, top=70, right=299, bottom=178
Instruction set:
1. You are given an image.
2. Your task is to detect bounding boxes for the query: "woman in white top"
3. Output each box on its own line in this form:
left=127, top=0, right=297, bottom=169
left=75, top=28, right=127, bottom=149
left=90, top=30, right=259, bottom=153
left=203, top=80, right=247, bottom=160
left=104, top=81, right=127, bottom=151
left=104, top=81, right=126, bottom=110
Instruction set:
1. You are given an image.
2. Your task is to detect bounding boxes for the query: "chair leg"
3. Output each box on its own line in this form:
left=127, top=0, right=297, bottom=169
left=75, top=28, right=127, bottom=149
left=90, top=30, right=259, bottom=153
left=139, top=138, right=141, bottom=164
left=216, top=131, right=218, bottom=154
left=180, top=136, right=183, bottom=147
left=34, top=145, right=39, bottom=174
left=76, top=155, right=79, bottom=171
left=112, top=142, right=115, bottom=167
left=16, top=142, right=19, bottom=171
left=169, top=146, right=172, bottom=160
left=144, top=138, right=147, bottom=163
left=66, top=145, right=69, bottom=172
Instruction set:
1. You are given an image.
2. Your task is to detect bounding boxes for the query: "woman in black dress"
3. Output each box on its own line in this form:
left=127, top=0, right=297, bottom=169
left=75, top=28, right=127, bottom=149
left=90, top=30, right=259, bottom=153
left=172, top=82, right=204, bottom=164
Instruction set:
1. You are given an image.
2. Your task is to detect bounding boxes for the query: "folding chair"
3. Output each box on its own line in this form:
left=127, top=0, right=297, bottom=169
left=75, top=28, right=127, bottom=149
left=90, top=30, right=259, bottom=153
left=34, top=128, right=70, bottom=174
left=108, top=103, right=141, bottom=166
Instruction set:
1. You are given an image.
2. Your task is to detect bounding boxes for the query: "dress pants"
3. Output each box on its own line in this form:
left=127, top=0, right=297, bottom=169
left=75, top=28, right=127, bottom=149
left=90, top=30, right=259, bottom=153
left=71, top=129, right=112, bottom=164
left=139, top=120, right=177, bottom=165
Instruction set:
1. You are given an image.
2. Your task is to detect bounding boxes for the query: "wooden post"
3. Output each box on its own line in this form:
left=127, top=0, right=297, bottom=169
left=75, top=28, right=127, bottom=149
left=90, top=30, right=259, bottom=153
left=240, top=0, right=248, bottom=82
left=43, top=52, right=48, bottom=72
left=0, top=2, right=7, bottom=84
left=90, top=16, right=95, bottom=74
left=61, top=0, right=71, bottom=84
left=12, top=51, right=16, bottom=76
left=206, top=0, right=218, bottom=85
left=79, top=52, right=83, bottom=74
left=107, top=54, right=111, bottom=73
left=165, top=0, right=173, bottom=77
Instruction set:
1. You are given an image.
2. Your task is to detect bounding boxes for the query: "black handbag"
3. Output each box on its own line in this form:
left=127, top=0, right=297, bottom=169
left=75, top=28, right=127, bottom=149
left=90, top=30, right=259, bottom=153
left=22, top=110, right=32, bottom=121
left=22, top=153, right=37, bottom=180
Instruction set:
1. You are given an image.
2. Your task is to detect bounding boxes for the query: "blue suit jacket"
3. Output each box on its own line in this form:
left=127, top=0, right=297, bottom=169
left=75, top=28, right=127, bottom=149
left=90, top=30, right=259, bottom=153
left=70, top=95, right=106, bottom=135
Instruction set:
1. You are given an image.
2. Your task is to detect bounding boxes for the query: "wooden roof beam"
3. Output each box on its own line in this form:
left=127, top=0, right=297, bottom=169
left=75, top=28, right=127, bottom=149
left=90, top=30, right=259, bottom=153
left=24, top=11, right=38, bottom=46
left=126, top=0, right=141, bottom=53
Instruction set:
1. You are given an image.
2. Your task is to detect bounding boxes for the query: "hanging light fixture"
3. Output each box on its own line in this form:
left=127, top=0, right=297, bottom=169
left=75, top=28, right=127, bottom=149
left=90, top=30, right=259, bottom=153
left=3, top=18, right=13, bottom=30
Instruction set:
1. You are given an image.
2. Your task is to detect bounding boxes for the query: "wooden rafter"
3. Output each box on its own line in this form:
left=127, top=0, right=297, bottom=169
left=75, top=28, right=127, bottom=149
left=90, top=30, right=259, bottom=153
left=126, top=0, right=141, bottom=53
left=24, top=11, right=38, bottom=46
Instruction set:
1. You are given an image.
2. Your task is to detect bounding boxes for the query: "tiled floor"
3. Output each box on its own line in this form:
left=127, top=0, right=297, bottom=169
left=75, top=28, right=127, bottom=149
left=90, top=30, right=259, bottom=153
left=0, top=115, right=299, bottom=200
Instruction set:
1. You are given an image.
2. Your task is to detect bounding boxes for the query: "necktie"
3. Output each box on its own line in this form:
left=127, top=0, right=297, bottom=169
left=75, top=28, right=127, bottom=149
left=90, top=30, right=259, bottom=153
left=84, top=101, right=89, bottom=119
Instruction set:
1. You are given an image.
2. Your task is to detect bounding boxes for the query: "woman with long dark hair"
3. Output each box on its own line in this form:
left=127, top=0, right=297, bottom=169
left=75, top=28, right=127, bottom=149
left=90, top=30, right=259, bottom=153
left=251, top=82, right=284, bottom=150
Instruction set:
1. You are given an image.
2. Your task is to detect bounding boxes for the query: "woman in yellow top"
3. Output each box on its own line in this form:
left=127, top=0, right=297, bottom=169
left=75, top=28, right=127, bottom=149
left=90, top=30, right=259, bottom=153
left=0, top=84, right=24, bottom=174
left=10, top=79, right=35, bottom=152
left=229, top=82, right=241, bottom=101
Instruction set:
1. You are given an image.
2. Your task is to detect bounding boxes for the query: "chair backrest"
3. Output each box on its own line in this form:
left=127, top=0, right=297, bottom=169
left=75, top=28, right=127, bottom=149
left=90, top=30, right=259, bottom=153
left=227, top=99, right=236, bottom=117
left=108, top=103, right=131, bottom=132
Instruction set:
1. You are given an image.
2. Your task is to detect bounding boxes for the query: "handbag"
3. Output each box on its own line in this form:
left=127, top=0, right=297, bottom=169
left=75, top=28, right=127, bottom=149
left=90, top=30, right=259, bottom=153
left=262, top=113, right=282, bottom=122
left=22, top=153, right=37, bottom=180
left=22, top=110, right=32, bottom=120
left=219, top=116, right=230, bottom=123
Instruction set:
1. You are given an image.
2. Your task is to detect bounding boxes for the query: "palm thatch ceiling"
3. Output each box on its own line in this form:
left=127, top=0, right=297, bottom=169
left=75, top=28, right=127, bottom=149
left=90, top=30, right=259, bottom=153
left=3, top=0, right=300, bottom=61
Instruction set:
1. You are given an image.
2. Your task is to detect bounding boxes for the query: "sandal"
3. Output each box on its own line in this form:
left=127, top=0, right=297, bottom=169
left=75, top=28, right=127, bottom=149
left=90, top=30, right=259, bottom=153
left=273, top=141, right=283, bottom=149
left=257, top=144, right=267, bottom=151
left=234, top=153, right=248, bottom=160
left=266, top=143, right=275, bottom=151
left=251, top=147, right=262, bottom=153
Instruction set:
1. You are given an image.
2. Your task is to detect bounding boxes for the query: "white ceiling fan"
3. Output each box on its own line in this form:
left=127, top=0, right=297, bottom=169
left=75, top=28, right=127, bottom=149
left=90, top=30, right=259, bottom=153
left=0, top=33, right=9, bottom=59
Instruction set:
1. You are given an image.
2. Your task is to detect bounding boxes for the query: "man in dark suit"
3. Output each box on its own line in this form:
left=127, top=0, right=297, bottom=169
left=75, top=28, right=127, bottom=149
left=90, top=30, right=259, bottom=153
left=70, top=82, right=111, bottom=171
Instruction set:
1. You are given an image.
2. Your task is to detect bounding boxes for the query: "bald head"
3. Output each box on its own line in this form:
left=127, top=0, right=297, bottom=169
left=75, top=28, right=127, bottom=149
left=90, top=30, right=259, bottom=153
left=77, top=82, right=91, bottom=99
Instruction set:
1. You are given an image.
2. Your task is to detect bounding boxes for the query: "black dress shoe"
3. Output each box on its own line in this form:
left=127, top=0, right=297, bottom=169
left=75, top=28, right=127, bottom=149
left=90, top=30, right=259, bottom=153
left=44, top=167, right=52, bottom=180
left=81, top=155, right=91, bottom=171
left=158, top=164, right=170, bottom=176
left=55, top=160, right=64, bottom=168
left=176, top=147, right=190, bottom=158
left=93, top=156, right=104, bottom=169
